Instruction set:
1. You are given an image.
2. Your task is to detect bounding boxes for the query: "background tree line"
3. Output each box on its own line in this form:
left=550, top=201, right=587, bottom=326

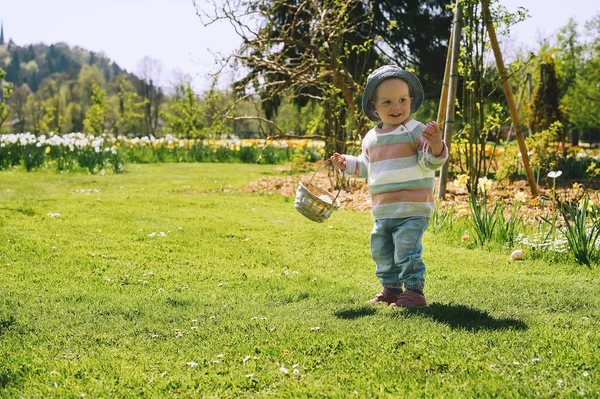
left=0, top=39, right=244, bottom=137
left=0, top=0, right=454, bottom=141
left=1, top=1, right=599, bottom=149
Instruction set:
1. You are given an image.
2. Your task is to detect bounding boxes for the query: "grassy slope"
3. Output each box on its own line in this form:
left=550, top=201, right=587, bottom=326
left=0, top=163, right=599, bottom=398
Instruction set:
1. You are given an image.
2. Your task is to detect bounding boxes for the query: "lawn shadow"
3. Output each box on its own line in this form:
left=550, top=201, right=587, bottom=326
left=395, top=303, right=528, bottom=331
left=334, top=305, right=378, bottom=320
left=0, top=315, right=19, bottom=389
left=0, top=315, right=17, bottom=336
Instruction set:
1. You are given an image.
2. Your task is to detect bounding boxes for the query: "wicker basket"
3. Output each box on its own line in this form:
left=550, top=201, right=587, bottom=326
left=294, top=178, right=340, bottom=223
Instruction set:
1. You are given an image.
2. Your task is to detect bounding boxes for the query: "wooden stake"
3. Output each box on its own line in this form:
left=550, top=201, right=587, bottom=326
left=482, top=1, right=539, bottom=197
left=504, top=75, right=528, bottom=149
left=437, top=0, right=462, bottom=200
left=436, top=28, right=453, bottom=129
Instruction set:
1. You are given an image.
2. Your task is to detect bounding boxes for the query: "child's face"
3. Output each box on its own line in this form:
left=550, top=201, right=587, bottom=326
left=370, top=78, right=413, bottom=129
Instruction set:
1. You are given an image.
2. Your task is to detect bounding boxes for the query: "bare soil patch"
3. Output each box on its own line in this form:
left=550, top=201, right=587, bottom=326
left=240, top=163, right=573, bottom=225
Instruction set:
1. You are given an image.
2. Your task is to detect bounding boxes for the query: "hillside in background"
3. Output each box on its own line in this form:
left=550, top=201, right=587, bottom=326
left=0, top=32, right=269, bottom=138
left=0, top=29, right=169, bottom=137
left=0, top=39, right=130, bottom=92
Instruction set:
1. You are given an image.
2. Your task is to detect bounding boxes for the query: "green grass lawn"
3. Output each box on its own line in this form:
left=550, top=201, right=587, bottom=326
left=1, top=163, right=599, bottom=398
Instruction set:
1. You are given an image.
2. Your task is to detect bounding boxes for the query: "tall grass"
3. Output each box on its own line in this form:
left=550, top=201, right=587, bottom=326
left=542, top=197, right=600, bottom=266
left=468, top=190, right=501, bottom=246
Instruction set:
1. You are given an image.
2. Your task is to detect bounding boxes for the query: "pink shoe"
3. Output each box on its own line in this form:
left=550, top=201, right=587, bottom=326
left=390, top=290, right=427, bottom=307
left=367, top=288, right=401, bottom=305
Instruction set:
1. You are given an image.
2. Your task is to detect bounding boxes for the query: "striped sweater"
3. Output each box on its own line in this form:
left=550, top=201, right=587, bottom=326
left=343, top=119, right=448, bottom=220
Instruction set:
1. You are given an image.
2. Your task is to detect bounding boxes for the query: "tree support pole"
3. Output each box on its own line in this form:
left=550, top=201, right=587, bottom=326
left=436, top=29, right=453, bottom=128
left=482, top=1, right=539, bottom=197
left=437, top=0, right=462, bottom=200
left=504, top=75, right=528, bottom=149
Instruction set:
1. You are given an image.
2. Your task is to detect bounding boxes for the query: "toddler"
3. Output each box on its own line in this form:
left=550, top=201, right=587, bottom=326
left=331, top=65, right=448, bottom=307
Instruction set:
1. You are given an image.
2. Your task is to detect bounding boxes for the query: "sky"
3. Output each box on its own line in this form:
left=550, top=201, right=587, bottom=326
left=0, top=0, right=598, bottom=92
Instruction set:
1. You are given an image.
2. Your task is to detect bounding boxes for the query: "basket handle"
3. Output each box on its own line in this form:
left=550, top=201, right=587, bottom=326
left=307, top=159, right=342, bottom=202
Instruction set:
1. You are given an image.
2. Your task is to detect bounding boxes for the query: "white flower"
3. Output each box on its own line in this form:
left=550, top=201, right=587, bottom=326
left=518, top=151, right=534, bottom=157
left=547, top=171, right=562, bottom=178
left=578, top=198, right=595, bottom=212
left=514, top=192, right=527, bottom=203
left=478, top=177, right=493, bottom=193
left=186, top=362, right=198, bottom=367
left=148, top=232, right=167, bottom=237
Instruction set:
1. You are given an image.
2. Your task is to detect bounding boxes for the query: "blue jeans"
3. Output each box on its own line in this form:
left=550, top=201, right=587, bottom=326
left=370, top=217, right=429, bottom=292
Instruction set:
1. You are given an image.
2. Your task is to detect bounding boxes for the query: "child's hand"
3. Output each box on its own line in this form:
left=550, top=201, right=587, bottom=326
left=330, top=153, right=347, bottom=171
left=422, top=121, right=444, bottom=156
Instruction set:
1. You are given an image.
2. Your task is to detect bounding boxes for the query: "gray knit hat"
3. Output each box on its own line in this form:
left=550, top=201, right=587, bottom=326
left=362, top=65, right=424, bottom=122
